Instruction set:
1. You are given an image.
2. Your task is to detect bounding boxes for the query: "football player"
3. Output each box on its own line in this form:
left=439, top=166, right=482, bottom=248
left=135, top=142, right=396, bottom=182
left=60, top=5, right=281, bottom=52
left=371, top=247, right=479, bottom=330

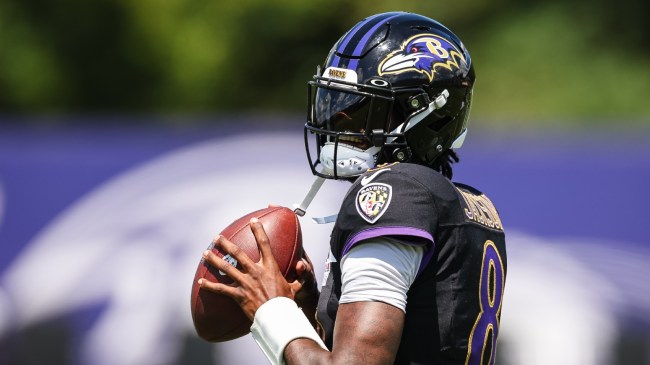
left=200, top=11, right=507, bottom=365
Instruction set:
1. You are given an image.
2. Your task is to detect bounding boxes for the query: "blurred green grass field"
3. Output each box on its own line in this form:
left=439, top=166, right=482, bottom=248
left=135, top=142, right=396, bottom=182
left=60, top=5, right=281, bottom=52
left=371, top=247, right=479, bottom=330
left=1, top=0, right=648, bottom=128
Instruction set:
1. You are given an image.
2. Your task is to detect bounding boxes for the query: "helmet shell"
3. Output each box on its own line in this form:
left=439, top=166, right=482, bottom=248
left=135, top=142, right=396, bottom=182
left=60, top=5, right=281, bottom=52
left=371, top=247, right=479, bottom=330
left=306, top=12, right=475, bottom=177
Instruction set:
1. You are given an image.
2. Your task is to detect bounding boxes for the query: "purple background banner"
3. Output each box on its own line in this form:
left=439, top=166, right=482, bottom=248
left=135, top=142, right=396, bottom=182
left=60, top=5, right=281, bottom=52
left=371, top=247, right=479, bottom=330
left=1, top=120, right=649, bottom=364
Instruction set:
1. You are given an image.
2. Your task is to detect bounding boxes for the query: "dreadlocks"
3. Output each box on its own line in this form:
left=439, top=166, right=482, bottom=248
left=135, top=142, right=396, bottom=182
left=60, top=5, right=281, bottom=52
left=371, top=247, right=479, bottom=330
left=431, top=149, right=459, bottom=180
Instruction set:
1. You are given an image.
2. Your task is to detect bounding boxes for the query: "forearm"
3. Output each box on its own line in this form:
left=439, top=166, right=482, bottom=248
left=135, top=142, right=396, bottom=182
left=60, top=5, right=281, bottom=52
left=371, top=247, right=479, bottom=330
left=295, top=286, right=319, bottom=331
left=300, top=302, right=319, bottom=330
left=283, top=302, right=403, bottom=365
left=251, top=297, right=328, bottom=365
left=284, top=338, right=333, bottom=365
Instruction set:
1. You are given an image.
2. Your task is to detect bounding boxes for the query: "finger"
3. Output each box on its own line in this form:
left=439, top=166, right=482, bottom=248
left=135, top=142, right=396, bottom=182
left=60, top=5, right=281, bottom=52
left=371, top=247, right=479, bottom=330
left=249, top=218, right=277, bottom=267
left=295, top=258, right=311, bottom=277
left=213, top=235, right=256, bottom=272
left=198, top=277, right=241, bottom=299
left=294, top=258, right=318, bottom=292
left=289, top=278, right=303, bottom=294
left=267, top=203, right=281, bottom=208
left=202, top=249, right=244, bottom=281
left=289, top=264, right=309, bottom=293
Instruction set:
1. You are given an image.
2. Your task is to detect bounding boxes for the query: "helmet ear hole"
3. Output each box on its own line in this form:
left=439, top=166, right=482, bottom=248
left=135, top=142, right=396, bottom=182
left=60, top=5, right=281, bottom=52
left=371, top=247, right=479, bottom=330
left=427, top=116, right=452, bottom=132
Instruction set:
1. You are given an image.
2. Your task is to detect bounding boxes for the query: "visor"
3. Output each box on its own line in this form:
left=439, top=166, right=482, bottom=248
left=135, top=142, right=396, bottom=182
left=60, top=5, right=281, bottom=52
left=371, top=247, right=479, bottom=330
left=305, top=76, right=409, bottom=179
left=309, top=78, right=395, bottom=138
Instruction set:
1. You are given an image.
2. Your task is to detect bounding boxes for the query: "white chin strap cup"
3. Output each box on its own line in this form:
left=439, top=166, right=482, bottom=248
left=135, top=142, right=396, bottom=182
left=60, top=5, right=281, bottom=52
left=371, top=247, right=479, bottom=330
left=319, top=143, right=380, bottom=177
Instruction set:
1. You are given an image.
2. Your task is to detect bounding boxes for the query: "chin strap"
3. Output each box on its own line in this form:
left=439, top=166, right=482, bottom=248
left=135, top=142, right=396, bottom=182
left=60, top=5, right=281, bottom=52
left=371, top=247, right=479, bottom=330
left=293, top=176, right=338, bottom=224
left=293, top=176, right=325, bottom=217
left=384, top=89, right=450, bottom=147
left=311, top=214, right=338, bottom=224
left=403, top=89, right=449, bottom=132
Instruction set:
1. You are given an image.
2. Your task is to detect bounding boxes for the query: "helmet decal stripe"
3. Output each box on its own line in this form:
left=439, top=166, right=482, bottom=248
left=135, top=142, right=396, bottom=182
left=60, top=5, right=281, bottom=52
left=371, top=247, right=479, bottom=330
left=331, top=13, right=385, bottom=67
left=347, top=13, right=402, bottom=71
left=331, top=13, right=395, bottom=68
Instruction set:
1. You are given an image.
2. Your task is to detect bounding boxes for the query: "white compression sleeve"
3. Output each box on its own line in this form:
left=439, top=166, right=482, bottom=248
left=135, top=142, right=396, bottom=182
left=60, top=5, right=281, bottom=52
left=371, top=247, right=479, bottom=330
left=250, top=296, right=327, bottom=365
left=339, top=237, right=425, bottom=312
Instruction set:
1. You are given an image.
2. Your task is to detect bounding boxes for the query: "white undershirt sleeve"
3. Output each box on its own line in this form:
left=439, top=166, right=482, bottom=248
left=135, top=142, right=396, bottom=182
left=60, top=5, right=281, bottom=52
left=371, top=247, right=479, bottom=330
left=339, top=236, right=426, bottom=312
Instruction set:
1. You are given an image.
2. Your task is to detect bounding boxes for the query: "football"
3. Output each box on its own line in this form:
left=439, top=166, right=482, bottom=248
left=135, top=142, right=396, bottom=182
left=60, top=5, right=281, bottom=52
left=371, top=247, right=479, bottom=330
left=191, top=206, right=303, bottom=342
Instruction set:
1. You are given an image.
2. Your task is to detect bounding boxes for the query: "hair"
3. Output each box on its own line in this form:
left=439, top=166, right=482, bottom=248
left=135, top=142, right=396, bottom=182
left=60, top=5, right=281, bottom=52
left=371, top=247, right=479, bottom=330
left=375, top=147, right=459, bottom=180
left=430, top=149, right=459, bottom=180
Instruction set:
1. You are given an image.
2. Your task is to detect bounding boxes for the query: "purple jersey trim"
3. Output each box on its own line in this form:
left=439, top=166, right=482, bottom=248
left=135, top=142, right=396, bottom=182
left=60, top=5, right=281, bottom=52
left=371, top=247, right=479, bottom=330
left=418, top=243, right=436, bottom=278
left=342, top=226, right=435, bottom=277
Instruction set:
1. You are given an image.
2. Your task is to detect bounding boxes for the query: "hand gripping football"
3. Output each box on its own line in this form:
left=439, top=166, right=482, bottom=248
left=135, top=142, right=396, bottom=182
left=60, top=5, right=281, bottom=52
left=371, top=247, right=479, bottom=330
left=191, top=206, right=303, bottom=342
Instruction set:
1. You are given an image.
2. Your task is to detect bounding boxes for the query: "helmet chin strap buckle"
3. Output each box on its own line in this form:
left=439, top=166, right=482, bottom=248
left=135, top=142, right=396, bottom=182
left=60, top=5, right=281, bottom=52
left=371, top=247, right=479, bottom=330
left=402, top=89, right=450, bottom=132
left=432, top=89, right=450, bottom=109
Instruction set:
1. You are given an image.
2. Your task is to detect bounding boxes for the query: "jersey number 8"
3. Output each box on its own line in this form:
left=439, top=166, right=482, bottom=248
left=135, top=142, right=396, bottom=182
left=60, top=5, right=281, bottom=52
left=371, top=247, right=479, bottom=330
left=465, top=240, right=505, bottom=365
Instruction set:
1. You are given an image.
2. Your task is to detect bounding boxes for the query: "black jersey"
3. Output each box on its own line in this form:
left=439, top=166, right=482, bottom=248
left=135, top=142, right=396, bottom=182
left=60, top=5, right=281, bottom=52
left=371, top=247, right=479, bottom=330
left=316, top=162, right=507, bottom=365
